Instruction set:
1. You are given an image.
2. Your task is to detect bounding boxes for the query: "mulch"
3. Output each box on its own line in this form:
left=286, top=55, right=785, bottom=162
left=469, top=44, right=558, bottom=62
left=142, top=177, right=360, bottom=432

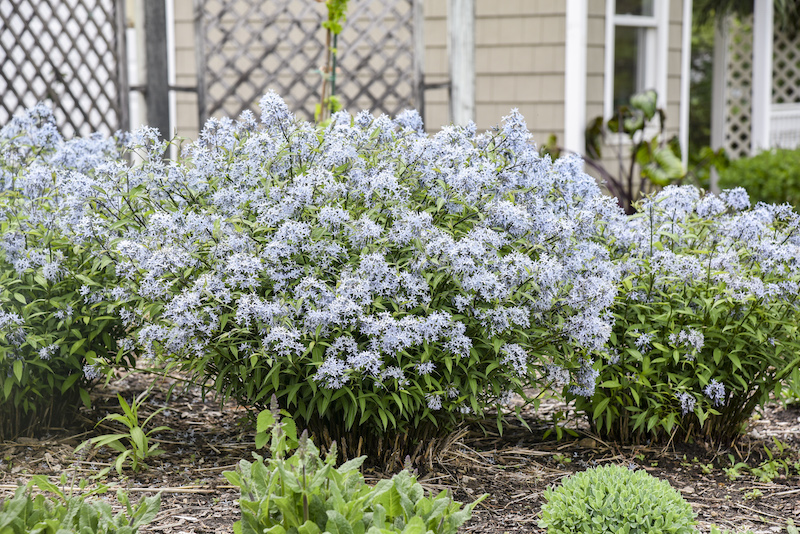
left=1, top=371, right=798, bottom=534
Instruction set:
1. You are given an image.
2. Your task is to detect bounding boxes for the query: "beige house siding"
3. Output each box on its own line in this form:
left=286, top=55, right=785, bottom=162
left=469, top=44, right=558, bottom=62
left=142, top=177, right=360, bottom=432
left=586, top=1, right=606, bottom=132
left=473, top=1, right=566, bottom=145
left=324, top=0, right=568, bottom=141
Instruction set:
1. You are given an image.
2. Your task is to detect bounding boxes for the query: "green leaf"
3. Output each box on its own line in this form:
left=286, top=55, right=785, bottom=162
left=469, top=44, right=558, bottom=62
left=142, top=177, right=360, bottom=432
left=630, top=89, right=657, bottom=120
left=373, top=484, right=403, bottom=518
left=325, top=510, right=354, bottom=534
left=400, top=516, right=426, bottom=534
left=593, top=397, right=611, bottom=421
left=130, top=426, right=147, bottom=455
left=12, top=360, right=23, bottom=382
left=297, top=521, right=322, bottom=534
left=256, top=410, right=275, bottom=434
left=69, top=338, right=87, bottom=355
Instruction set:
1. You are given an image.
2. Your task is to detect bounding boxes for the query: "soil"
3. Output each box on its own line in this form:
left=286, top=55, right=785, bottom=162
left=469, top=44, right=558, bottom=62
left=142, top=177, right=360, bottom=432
left=1, top=372, right=799, bottom=534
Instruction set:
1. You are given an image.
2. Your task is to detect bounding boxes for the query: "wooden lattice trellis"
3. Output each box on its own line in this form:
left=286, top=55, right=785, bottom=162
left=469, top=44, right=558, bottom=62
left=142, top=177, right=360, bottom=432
left=720, top=14, right=800, bottom=157
left=194, top=0, right=423, bottom=125
left=0, top=0, right=128, bottom=138
left=773, top=28, right=800, bottom=105
left=722, top=15, right=753, bottom=160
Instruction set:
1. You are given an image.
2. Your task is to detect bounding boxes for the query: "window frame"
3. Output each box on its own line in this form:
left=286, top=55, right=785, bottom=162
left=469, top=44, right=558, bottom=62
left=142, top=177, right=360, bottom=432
left=603, top=0, right=670, bottom=124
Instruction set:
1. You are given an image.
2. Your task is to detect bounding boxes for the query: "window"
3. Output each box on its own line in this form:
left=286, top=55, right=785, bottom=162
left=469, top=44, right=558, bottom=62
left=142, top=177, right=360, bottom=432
left=604, top=0, right=668, bottom=120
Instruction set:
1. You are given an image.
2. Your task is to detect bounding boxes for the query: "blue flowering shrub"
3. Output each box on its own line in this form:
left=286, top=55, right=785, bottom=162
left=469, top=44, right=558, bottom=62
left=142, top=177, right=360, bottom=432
left=579, top=185, right=800, bottom=443
left=63, top=92, right=621, bottom=457
left=0, top=105, right=131, bottom=440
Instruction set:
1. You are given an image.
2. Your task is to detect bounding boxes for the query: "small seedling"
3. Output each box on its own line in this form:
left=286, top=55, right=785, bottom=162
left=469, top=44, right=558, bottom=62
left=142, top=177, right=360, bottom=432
left=553, top=453, right=572, bottom=465
left=743, top=488, right=762, bottom=500
left=76, top=391, right=171, bottom=475
left=723, top=455, right=749, bottom=481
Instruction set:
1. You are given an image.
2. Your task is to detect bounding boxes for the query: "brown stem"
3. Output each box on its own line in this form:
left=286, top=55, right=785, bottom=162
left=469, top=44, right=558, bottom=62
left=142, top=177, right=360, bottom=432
left=319, top=28, right=332, bottom=122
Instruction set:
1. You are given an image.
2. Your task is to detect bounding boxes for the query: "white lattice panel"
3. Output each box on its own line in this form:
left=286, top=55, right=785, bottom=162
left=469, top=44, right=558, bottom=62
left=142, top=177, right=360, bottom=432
left=723, top=16, right=753, bottom=159
left=772, top=28, right=800, bottom=105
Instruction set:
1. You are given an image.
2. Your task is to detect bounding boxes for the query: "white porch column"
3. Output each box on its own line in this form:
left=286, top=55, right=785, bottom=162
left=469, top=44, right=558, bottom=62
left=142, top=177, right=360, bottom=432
left=564, top=0, right=588, bottom=155
left=679, top=0, right=693, bottom=168
left=448, top=0, right=475, bottom=125
left=751, top=0, right=773, bottom=153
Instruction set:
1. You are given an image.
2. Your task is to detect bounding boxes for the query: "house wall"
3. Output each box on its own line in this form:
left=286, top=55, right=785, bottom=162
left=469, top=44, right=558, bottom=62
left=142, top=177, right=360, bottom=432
left=169, top=1, right=685, bottom=155
left=425, top=0, right=567, bottom=143
left=170, top=1, right=567, bottom=143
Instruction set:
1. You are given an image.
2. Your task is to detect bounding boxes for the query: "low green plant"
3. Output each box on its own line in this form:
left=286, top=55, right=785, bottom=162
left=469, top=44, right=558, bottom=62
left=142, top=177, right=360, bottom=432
left=750, top=437, right=797, bottom=483
left=538, top=464, right=696, bottom=534
left=76, top=391, right=170, bottom=475
left=779, top=366, right=800, bottom=407
left=718, top=147, right=800, bottom=209
left=224, top=407, right=485, bottom=534
left=709, top=526, right=755, bottom=534
left=723, top=455, right=749, bottom=481
left=552, top=453, right=571, bottom=466
left=0, top=474, right=160, bottom=534
left=742, top=488, right=762, bottom=501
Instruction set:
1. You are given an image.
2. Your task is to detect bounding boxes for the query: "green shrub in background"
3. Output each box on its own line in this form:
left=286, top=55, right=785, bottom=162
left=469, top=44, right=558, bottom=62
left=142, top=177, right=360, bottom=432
left=538, top=464, right=696, bottom=534
left=0, top=106, right=132, bottom=440
left=577, top=185, right=800, bottom=444
left=0, top=475, right=160, bottom=534
left=718, top=148, right=800, bottom=209
left=224, top=407, right=485, bottom=534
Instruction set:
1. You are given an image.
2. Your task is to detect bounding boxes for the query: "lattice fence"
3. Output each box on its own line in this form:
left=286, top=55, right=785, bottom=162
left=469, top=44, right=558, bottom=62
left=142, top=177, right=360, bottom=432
left=194, top=0, right=421, bottom=125
left=721, top=14, right=800, bottom=156
left=722, top=15, right=753, bottom=159
left=773, top=28, right=800, bottom=105
left=0, top=0, right=128, bottom=138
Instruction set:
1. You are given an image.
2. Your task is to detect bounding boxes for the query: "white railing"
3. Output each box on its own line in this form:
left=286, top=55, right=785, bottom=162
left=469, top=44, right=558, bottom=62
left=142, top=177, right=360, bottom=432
left=770, top=103, right=800, bottom=149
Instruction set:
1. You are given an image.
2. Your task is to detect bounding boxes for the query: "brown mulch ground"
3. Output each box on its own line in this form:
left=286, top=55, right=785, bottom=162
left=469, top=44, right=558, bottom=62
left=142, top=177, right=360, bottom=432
left=1, top=372, right=799, bottom=533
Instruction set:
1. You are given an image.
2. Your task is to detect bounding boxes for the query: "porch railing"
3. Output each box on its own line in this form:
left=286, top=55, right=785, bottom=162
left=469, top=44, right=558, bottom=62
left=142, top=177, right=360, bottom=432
left=770, top=103, right=800, bottom=150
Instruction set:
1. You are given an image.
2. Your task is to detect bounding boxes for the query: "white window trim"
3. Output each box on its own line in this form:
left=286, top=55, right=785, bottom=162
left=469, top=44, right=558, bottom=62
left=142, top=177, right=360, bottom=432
left=603, top=0, right=670, bottom=125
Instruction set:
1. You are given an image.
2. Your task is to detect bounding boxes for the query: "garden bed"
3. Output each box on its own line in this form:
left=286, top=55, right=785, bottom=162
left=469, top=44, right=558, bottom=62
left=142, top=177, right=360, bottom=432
left=1, top=372, right=798, bottom=534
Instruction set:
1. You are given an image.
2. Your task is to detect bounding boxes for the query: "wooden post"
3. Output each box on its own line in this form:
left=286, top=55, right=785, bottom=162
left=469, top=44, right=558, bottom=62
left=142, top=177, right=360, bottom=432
left=193, top=0, right=207, bottom=128
left=751, top=0, right=773, bottom=154
left=448, top=0, right=475, bottom=125
left=413, top=0, right=425, bottom=122
left=115, top=0, right=130, bottom=132
left=144, top=0, right=170, bottom=140
left=709, top=16, right=729, bottom=194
